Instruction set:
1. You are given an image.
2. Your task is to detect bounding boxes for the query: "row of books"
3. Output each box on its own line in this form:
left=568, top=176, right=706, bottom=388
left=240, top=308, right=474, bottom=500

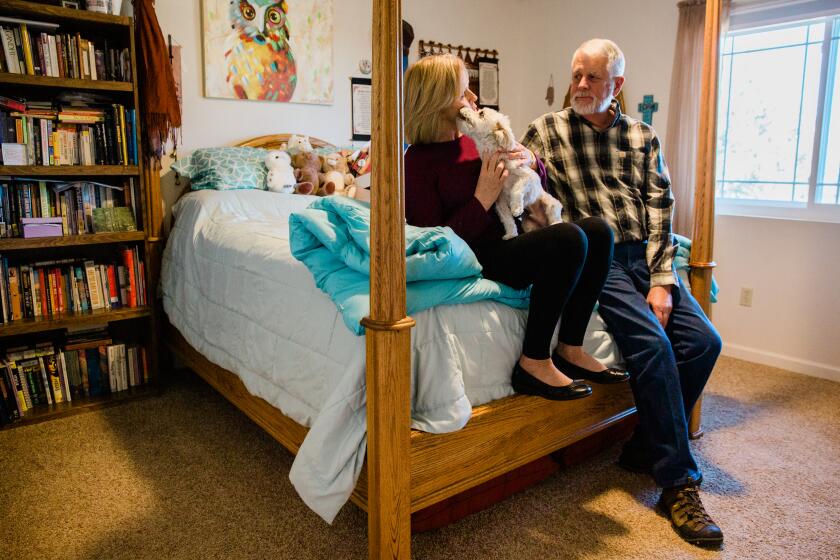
left=0, top=247, right=146, bottom=324
left=0, top=335, right=149, bottom=425
left=0, top=102, right=138, bottom=166
left=0, top=178, right=139, bottom=237
left=0, top=23, right=132, bottom=82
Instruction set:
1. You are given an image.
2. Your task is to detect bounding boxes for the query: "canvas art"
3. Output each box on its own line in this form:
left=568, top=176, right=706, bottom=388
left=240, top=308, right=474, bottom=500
left=202, top=0, right=333, bottom=104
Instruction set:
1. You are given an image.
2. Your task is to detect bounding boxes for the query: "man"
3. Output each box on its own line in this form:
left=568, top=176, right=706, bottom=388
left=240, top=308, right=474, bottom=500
left=521, top=38, right=724, bottom=549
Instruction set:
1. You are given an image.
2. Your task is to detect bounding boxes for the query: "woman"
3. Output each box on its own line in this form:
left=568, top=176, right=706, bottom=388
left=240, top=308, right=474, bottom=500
left=404, top=54, right=628, bottom=400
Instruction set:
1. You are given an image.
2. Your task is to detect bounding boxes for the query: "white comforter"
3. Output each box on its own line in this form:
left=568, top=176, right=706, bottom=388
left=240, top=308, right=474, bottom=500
left=161, top=190, right=622, bottom=522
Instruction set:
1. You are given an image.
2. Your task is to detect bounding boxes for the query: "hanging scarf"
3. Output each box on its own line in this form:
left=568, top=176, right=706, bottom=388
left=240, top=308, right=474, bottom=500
left=132, top=0, right=181, bottom=160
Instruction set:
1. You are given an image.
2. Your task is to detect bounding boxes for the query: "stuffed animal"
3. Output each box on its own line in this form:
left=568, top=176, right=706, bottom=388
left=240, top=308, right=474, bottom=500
left=264, top=150, right=297, bottom=194
left=286, top=134, right=314, bottom=155
left=291, top=151, right=322, bottom=195
left=319, top=152, right=356, bottom=195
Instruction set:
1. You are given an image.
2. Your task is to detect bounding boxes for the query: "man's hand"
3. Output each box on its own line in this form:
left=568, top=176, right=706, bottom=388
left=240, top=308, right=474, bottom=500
left=647, top=285, right=673, bottom=328
left=502, top=143, right=538, bottom=170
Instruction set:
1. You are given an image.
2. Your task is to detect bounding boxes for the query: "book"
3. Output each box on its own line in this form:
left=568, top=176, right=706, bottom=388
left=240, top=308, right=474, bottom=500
left=1, top=142, right=26, bottom=165
left=21, top=216, right=63, bottom=238
left=91, top=206, right=136, bottom=233
left=44, top=353, right=64, bottom=403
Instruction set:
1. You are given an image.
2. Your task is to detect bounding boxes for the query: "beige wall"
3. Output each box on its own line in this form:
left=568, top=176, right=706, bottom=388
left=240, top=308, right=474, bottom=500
left=504, top=0, right=680, bottom=145
left=713, top=216, right=840, bottom=381
left=152, top=0, right=840, bottom=379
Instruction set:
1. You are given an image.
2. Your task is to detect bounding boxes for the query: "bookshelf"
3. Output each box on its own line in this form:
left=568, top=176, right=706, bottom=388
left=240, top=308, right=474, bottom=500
left=0, top=1, right=159, bottom=429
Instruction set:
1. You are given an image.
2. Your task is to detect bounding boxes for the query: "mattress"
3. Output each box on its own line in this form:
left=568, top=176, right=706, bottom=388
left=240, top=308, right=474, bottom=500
left=161, top=189, right=622, bottom=522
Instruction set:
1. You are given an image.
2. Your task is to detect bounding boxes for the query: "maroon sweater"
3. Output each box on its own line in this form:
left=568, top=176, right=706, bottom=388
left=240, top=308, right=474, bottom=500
left=404, top=135, right=548, bottom=249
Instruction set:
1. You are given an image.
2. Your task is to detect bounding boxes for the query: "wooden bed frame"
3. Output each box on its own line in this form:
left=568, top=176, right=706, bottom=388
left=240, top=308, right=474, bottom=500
left=148, top=2, right=724, bottom=558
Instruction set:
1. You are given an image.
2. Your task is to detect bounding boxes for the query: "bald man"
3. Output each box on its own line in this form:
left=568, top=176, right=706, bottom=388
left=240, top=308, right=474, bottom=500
left=522, top=38, right=724, bottom=549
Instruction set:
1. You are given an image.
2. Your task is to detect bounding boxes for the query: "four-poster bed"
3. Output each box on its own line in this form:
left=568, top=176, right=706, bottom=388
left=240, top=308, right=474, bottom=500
left=148, top=0, right=724, bottom=557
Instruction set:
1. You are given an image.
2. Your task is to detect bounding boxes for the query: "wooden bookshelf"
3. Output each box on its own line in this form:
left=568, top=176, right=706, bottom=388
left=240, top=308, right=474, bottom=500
left=0, top=383, right=157, bottom=430
left=0, top=2, right=159, bottom=428
left=0, top=72, right=133, bottom=92
left=0, top=0, right=130, bottom=27
left=0, top=232, right=144, bottom=251
left=0, top=166, right=139, bottom=176
left=0, top=306, right=151, bottom=337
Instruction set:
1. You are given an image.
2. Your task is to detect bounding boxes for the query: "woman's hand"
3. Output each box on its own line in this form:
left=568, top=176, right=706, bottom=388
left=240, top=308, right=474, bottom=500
left=501, top=143, right=537, bottom=170
left=474, top=151, right=508, bottom=210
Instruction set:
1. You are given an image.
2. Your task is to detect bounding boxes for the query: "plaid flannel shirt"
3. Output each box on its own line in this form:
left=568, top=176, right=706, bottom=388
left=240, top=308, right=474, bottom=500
left=521, top=100, right=678, bottom=286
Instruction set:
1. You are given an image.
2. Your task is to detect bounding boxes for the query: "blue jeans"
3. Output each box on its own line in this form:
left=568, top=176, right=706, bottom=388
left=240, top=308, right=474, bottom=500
left=597, top=241, right=722, bottom=488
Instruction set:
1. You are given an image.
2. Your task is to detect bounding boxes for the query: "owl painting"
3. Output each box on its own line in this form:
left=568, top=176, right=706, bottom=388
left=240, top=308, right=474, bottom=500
left=225, top=0, right=296, bottom=101
left=203, top=0, right=333, bottom=104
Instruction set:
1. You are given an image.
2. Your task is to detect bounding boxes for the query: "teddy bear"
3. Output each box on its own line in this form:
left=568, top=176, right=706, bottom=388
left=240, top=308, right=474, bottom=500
left=286, top=134, right=314, bottom=155
left=291, top=151, right=322, bottom=195
left=319, top=152, right=356, bottom=196
left=264, top=150, right=297, bottom=194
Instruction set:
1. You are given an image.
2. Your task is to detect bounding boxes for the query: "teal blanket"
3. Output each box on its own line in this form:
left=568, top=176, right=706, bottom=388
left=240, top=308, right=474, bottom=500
left=674, top=234, right=720, bottom=303
left=289, top=196, right=530, bottom=335
left=289, top=198, right=718, bottom=335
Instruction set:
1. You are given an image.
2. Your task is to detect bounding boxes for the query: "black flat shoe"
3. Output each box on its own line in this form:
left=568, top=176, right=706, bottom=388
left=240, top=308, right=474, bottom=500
left=552, top=353, right=630, bottom=384
left=511, top=363, right=592, bottom=401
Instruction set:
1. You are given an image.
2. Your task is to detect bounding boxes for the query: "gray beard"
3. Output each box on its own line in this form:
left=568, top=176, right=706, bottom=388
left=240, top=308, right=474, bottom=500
left=571, top=95, right=612, bottom=116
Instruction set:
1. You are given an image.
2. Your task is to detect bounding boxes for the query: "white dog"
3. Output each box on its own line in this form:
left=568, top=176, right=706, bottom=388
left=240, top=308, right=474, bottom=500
left=458, top=107, right=563, bottom=239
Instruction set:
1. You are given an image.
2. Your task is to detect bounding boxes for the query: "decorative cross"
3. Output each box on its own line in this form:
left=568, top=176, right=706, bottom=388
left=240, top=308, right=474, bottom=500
left=638, top=94, right=659, bottom=125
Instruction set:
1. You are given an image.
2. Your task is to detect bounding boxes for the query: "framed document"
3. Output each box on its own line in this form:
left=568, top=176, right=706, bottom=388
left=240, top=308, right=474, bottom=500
left=351, top=77, right=372, bottom=141
left=477, top=57, right=499, bottom=109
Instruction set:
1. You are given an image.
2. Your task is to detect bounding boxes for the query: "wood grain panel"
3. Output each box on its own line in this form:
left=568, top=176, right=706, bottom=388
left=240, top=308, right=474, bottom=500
left=0, top=306, right=151, bottom=337
left=366, top=0, right=411, bottom=557
left=0, top=0, right=130, bottom=26
left=407, top=385, right=635, bottom=511
left=688, top=0, right=724, bottom=438
left=0, top=166, right=139, bottom=176
left=0, top=232, right=144, bottom=251
left=236, top=134, right=335, bottom=151
left=0, top=72, right=133, bottom=91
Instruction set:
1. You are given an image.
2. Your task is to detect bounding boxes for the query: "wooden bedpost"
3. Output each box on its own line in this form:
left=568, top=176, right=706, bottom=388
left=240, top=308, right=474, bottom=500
left=360, top=1, right=414, bottom=558
left=688, top=0, right=723, bottom=439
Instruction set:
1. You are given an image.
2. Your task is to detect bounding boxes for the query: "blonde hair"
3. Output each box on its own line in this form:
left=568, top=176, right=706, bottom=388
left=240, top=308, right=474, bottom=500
left=404, top=54, right=465, bottom=145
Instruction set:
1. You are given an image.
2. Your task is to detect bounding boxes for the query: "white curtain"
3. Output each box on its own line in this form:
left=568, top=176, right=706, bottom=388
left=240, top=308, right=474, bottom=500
left=666, top=0, right=708, bottom=236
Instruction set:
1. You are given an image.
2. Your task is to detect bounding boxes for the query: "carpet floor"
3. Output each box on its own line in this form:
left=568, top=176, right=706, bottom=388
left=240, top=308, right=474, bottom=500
left=1, top=356, right=838, bottom=559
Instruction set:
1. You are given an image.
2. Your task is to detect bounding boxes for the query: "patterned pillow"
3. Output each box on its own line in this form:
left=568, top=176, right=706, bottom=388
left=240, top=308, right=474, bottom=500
left=171, top=147, right=269, bottom=190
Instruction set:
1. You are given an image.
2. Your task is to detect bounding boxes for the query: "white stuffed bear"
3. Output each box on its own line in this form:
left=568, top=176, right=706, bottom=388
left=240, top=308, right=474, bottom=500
left=264, top=150, right=297, bottom=193
left=286, top=134, right=314, bottom=155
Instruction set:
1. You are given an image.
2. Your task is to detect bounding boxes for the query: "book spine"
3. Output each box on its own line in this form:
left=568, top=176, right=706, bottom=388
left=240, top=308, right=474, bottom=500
left=6, top=363, right=26, bottom=414
left=122, top=249, right=137, bottom=307
left=45, top=354, right=63, bottom=404
left=106, top=264, right=119, bottom=307
left=37, top=357, right=53, bottom=405
left=19, top=24, right=34, bottom=75
left=83, top=260, right=102, bottom=310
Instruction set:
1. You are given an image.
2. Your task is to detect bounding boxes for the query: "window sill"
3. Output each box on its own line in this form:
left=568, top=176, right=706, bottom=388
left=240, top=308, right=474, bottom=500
left=715, top=200, right=840, bottom=224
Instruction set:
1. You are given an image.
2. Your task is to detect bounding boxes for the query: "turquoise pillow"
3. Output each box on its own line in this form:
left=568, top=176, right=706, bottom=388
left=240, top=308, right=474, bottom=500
left=172, top=147, right=269, bottom=190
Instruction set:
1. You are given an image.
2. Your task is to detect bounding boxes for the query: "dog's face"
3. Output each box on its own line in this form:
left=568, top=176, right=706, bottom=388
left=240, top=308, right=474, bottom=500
left=457, top=107, right=516, bottom=151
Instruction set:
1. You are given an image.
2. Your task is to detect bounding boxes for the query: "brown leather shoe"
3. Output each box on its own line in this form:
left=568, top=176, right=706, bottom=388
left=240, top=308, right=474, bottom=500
left=657, top=485, right=723, bottom=549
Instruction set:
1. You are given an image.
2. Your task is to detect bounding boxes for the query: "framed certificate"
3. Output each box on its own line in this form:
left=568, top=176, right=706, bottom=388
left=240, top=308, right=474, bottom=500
left=351, top=77, right=372, bottom=141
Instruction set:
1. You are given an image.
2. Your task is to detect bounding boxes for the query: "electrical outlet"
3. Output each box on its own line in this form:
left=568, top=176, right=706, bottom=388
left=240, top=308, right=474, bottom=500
left=739, top=287, right=753, bottom=307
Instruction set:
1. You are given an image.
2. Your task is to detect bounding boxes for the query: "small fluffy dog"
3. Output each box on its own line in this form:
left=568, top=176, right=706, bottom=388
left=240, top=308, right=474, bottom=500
left=458, top=107, right=563, bottom=239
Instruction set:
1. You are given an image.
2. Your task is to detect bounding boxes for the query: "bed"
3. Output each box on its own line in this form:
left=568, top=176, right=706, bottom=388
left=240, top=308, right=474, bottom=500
left=161, top=187, right=626, bottom=521
left=149, top=1, right=724, bottom=557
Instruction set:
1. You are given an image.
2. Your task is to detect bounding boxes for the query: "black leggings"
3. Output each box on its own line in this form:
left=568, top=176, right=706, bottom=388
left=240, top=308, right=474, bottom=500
left=476, top=217, right=614, bottom=359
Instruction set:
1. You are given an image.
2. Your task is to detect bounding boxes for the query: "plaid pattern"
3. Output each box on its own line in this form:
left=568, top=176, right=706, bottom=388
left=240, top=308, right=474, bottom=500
left=522, top=100, right=677, bottom=286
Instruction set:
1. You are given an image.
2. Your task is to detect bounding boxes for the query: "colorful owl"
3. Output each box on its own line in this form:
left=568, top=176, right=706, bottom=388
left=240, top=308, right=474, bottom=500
left=225, top=0, right=297, bottom=102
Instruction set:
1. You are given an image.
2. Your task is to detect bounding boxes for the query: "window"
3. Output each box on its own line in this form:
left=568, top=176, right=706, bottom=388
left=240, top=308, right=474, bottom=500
left=716, top=15, right=840, bottom=222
